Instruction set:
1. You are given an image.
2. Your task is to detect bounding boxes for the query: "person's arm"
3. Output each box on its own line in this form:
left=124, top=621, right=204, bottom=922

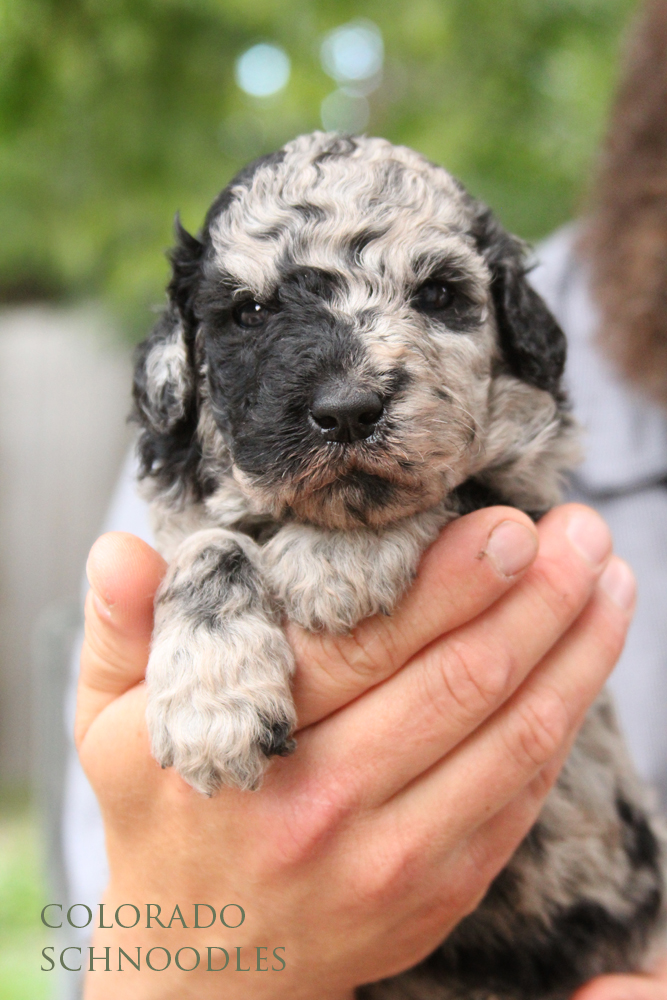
left=77, top=503, right=635, bottom=1000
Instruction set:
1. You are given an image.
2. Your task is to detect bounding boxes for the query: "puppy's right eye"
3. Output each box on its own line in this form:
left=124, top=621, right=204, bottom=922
left=413, top=280, right=454, bottom=313
left=233, top=300, right=270, bottom=328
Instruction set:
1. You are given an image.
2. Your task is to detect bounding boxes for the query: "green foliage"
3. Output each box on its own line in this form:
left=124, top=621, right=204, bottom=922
left=0, top=790, right=49, bottom=1000
left=0, top=0, right=636, bottom=335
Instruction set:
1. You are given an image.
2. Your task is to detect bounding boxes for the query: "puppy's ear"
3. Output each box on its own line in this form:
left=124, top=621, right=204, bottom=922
left=133, top=217, right=204, bottom=435
left=166, top=215, right=206, bottom=335
left=473, top=205, right=566, bottom=396
left=132, top=219, right=206, bottom=498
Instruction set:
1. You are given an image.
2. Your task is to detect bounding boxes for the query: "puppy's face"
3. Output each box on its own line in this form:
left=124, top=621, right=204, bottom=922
left=135, top=134, right=567, bottom=530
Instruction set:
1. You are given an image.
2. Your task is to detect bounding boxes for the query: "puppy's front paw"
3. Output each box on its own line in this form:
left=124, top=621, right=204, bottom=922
left=263, top=530, right=371, bottom=633
left=263, top=519, right=441, bottom=633
left=147, top=617, right=296, bottom=794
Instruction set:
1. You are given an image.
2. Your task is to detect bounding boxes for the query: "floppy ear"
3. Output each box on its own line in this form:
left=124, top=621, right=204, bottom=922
left=473, top=205, right=566, bottom=396
left=133, top=217, right=204, bottom=434
left=132, top=218, right=205, bottom=491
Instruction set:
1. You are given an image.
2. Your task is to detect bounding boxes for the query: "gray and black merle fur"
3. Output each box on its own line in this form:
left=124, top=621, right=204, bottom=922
left=132, top=133, right=666, bottom=999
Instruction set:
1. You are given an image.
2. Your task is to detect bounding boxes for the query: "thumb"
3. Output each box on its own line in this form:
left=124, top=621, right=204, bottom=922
left=75, top=531, right=166, bottom=749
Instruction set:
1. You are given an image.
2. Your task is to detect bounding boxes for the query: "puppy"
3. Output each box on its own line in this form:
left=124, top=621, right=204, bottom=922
left=133, top=132, right=665, bottom=998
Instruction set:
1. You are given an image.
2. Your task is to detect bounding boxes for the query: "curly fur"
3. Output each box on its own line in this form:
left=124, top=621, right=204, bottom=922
left=132, top=132, right=665, bottom=999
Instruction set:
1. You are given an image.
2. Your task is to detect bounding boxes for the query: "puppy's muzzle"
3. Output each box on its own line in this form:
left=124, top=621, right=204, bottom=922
left=309, top=381, right=385, bottom=444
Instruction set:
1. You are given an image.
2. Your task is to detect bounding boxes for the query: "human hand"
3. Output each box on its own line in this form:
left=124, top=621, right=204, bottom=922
left=573, top=956, right=667, bottom=1000
left=76, top=503, right=635, bottom=999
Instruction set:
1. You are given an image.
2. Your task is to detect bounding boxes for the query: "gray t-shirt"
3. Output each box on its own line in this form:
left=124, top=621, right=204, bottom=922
left=530, top=225, right=667, bottom=809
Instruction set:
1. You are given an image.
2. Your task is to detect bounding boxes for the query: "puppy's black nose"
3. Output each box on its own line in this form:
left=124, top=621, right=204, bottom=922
left=310, top=385, right=384, bottom=443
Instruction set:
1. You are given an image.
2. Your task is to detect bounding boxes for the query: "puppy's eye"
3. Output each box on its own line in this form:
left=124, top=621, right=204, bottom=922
left=413, top=280, right=454, bottom=313
left=233, top=300, right=270, bottom=328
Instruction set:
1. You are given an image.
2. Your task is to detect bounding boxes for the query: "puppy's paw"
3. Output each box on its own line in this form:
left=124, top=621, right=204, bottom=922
left=263, top=518, right=443, bottom=633
left=263, top=533, right=375, bottom=633
left=279, top=575, right=379, bottom=634
left=146, top=616, right=296, bottom=794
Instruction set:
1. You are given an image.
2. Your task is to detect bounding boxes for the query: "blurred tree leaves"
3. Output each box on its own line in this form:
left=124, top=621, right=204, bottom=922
left=0, top=0, right=636, bottom=335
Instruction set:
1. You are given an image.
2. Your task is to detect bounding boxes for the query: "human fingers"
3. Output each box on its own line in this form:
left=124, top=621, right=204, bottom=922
left=75, top=531, right=166, bottom=749
left=372, top=555, right=635, bottom=854
left=289, top=506, right=539, bottom=727
left=573, top=958, right=667, bottom=1000
left=289, top=505, right=617, bottom=805
left=407, top=746, right=574, bottom=932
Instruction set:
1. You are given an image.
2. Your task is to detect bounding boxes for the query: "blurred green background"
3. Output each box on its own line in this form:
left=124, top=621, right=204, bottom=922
left=1, top=0, right=636, bottom=338
left=0, top=791, right=48, bottom=1000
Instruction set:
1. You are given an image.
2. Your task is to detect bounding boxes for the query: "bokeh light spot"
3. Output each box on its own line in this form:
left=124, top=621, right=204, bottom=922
left=235, top=43, right=291, bottom=98
left=320, top=21, right=384, bottom=85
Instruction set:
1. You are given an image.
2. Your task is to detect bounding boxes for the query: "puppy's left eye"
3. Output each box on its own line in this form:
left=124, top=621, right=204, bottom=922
left=413, top=280, right=454, bottom=313
left=233, top=300, right=271, bottom=328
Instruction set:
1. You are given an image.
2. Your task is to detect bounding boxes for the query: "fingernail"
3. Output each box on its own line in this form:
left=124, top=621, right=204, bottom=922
left=91, top=590, right=113, bottom=621
left=85, top=550, right=113, bottom=619
left=598, top=558, right=636, bottom=611
left=566, top=510, right=612, bottom=568
left=484, top=520, right=538, bottom=578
